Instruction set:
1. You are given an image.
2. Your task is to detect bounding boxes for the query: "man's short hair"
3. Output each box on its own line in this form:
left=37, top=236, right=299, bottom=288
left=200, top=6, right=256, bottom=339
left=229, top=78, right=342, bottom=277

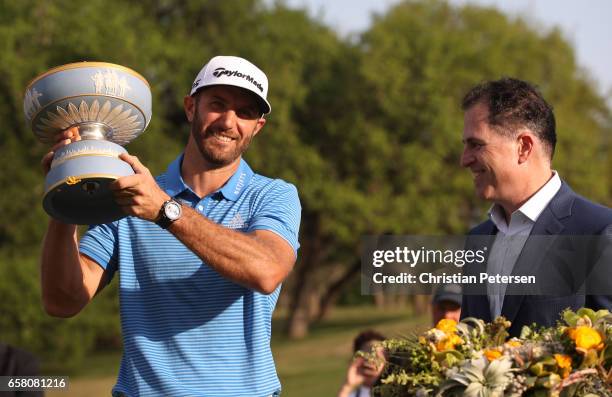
left=462, top=77, right=557, bottom=159
left=353, top=330, right=386, bottom=353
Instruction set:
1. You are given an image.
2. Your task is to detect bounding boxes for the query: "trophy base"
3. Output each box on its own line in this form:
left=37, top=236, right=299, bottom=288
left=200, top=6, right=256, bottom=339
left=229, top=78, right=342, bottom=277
left=43, top=139, right=135, bottom=225
left=43, top=176, right=127, bottom=225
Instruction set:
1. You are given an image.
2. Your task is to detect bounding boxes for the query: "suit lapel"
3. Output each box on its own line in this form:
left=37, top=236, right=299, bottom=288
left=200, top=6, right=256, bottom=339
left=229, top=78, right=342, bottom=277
left=467, top=221, right=497, bottom=273
left=500, top=183, right=574, bottom=323
left=465, top=221, right=497, bottom=322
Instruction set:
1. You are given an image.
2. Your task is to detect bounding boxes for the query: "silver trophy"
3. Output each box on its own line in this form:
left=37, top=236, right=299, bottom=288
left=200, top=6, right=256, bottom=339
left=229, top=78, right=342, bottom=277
left=24, top=62, right=152, bottom=224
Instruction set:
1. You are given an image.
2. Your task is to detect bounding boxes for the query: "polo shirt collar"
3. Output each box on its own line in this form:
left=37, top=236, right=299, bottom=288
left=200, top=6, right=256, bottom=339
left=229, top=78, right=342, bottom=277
left=164, top=153, right=190, bottom=197
left=163, top=154, right=254, bottom=201
left=218, top=158, right=254, bottom=201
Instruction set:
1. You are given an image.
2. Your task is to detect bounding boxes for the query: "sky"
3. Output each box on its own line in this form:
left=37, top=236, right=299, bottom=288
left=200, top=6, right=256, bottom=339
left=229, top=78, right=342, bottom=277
left=284, top=0, right=612, bottom=100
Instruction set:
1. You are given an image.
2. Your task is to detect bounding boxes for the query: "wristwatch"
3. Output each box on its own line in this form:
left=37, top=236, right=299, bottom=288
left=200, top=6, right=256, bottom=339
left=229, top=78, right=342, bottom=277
left=156, top=199, right=182, bottom=229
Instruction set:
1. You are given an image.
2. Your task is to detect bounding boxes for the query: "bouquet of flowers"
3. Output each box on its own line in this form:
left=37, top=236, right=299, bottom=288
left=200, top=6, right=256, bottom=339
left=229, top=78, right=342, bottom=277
left=373, top=308, right=612, bottom=397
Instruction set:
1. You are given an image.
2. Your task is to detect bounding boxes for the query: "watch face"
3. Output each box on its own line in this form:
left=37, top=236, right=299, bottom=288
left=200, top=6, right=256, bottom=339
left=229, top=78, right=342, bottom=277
left=164, top=201, right=182, bottom=220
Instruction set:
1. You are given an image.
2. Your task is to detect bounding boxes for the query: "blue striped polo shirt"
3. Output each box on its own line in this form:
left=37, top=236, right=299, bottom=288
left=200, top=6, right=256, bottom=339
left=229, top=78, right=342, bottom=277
left=79, top=154, right=301, bottom=397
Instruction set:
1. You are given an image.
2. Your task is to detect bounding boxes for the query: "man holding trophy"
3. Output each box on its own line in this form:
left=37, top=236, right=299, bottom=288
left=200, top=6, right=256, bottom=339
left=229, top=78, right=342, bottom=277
left=37, top=56, right=301, bottom=396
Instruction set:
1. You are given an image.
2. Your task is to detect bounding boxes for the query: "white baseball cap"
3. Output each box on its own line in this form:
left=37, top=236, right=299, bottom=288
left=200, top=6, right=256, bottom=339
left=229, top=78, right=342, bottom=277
left=190, top=55, right=271, bottom=114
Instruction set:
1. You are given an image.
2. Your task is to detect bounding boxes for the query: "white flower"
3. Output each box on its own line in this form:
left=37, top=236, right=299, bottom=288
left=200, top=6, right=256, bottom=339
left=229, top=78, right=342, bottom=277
left=425, top=328, right=448, bottom=343
left=436, top=357, right=513, bottom=397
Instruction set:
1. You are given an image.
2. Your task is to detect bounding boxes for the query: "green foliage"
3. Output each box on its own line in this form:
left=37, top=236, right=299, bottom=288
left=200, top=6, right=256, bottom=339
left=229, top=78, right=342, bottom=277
left=358, top=0, right=610, bottom=235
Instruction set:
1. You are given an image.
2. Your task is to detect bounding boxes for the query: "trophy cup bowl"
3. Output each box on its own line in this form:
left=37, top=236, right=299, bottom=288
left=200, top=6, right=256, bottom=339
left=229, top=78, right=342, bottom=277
left=24, top=62, right=152, bottom=225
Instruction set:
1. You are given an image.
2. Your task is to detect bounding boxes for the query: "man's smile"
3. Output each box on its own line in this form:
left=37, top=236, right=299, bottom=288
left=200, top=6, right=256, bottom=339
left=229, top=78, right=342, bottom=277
left=207, top=130, right=238, bottom=143
left=470, top=168, right=486, bottom=179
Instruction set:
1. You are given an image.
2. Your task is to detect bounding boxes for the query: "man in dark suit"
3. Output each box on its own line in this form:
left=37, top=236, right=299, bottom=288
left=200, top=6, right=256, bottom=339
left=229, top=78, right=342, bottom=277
left=458, top=77, right=612, bottom=336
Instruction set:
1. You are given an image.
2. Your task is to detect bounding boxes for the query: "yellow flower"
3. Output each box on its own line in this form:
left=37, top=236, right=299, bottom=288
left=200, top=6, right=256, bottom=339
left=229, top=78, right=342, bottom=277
left=484, top=349, right=502, bottom=361
left=432, top=319, right=462, bottom=351
left=568, top=326, right=604, bottom=351
left=435, top=319, right=458, bottom=333
left=554, top=354, right=572, bottom=378
left=449, top=334, right=462, bottom=346
left=506, top=340, right=522, bottom=348
left=435, top=334, right=463, bottom=351
left=435, top=339, right=453, bottom=351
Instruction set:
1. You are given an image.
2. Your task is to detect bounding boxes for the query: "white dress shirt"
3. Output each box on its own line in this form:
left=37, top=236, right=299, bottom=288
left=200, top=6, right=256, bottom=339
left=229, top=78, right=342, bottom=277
left=487, top=171, right=562, bottom=318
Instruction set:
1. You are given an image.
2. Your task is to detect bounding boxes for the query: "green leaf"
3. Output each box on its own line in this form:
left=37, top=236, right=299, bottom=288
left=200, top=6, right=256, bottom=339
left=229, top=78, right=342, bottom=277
left=563, top=310, right=581, bottom=327
left=534, top=373, right=562, bottom=389
left=577, top=308, right=597, bottom=321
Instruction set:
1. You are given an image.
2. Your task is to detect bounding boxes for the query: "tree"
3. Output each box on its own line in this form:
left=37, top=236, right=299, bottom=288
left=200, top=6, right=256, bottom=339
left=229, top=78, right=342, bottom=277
left=280, top=0, right=611, bottom=337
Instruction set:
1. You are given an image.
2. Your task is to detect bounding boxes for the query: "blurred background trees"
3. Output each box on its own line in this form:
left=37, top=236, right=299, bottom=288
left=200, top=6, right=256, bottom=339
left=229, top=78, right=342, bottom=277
left=0, top=0, right=609, bottom=366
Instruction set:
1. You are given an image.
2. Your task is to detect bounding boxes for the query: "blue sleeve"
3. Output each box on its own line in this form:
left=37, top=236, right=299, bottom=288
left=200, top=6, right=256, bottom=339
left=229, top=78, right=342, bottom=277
left=247, top=180, right=301, bottom=254
left=79, top=221, right=120, bottom=280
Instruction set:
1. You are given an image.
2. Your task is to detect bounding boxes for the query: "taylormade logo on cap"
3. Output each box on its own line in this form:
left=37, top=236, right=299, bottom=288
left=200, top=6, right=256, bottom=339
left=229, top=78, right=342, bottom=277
left=211, top=67, right=264, bottom=93
left=190, top=55, right=271, bottom=114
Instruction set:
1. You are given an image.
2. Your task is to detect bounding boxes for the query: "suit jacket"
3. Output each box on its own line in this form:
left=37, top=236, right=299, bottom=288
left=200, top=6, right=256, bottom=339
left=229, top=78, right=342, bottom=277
left=460, top=182, right=612, bottom=336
